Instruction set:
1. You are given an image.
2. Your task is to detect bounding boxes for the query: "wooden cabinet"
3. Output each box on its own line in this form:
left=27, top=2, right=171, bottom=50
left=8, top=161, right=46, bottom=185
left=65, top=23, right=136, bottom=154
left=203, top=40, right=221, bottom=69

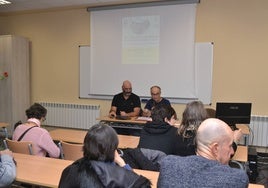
left=0, top=35, right=30, bottom=135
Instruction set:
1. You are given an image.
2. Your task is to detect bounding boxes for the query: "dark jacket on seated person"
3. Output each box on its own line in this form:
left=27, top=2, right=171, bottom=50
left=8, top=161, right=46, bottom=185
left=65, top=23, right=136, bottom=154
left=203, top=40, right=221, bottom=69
left=59, top=158, right=151, bottom=188
left=121, top=148, right=166, bottom=171
left=174, top=132, right=196, bottom=156
left=138, top=122, right=178, bottom=155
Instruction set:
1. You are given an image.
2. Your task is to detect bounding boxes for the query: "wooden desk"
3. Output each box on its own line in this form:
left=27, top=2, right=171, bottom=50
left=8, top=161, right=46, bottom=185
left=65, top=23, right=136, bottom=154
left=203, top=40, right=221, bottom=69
left=13, top=153, right=73, bottom=187
left=0, top=122, right=9, bottom=138
left=136, top=168, right=263, bottom=188
left=49, top=128, right=247, bottom=161
left=12, top=153, right=263, bottom=188
left=13, top=153, right=158, bottom=188
left=49, top=128, right=86, bottom=144
left=236, top=124, right=250, bottom=135
left=236, top=124, right=250, bottom=145
left=134, top=169, right=158, bottom=187
left=118, top=134, right=140, bottom=148
left=232, top=145, right=248, bottom=162
left=249, top=184, right=265, bottom=188
left=49, top=128, right=140, bottom=148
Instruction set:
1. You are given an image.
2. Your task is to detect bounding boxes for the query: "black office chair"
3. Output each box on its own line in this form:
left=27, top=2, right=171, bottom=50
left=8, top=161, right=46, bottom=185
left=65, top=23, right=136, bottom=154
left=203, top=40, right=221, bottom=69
left=229, top=160, right=245, bottom=170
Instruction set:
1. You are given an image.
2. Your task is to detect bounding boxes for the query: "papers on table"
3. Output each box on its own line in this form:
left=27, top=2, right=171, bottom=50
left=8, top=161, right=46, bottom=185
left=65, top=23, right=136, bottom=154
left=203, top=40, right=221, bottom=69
left=136, top=116, right=152, bottom=122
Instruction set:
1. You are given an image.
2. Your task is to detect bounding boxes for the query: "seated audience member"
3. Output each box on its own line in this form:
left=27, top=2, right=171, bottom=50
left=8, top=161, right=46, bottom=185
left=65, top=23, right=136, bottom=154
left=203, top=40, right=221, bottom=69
left=13, top=103, right=60, bottom=158
left=59, top=123, right=151, bottom=188
left=0, top=149, right=16, bottom=187
left=109, top=80, right=141, bottom=118
left=175, top=100, right=208, bottom=156
left=138, top=105, right=178, bottom=155
left=142, top=86, right=171, bottom=117
left=157, top=118, right=249, bottom=188
left=120, top=147, right=164, bottom=171
left=175, top=101, right=243, bottom=156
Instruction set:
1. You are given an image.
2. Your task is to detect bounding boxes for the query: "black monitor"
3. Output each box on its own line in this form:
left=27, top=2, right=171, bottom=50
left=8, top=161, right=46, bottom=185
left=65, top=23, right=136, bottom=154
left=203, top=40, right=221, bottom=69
left=215, top=102, right=252, bottom=128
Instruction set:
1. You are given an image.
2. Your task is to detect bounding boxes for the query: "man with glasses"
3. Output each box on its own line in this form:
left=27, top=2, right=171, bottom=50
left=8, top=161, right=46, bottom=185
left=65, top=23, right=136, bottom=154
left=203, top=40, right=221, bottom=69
left=142, top=86, right=170, bottom=117
left=109, top=80, right=141, bottom=118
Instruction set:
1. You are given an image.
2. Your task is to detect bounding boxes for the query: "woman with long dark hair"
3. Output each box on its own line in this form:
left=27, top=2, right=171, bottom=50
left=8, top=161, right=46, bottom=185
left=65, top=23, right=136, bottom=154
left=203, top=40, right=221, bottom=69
left=59, top=123, right=151, bottom=188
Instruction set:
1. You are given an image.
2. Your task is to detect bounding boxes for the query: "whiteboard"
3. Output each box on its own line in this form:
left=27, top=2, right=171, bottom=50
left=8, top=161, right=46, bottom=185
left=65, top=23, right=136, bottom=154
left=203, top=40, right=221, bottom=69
left=79, top=42, right=213, bottom=104
left=79, top=45, right=91, bottom=99
left=195, top=42, right=214, bottom=104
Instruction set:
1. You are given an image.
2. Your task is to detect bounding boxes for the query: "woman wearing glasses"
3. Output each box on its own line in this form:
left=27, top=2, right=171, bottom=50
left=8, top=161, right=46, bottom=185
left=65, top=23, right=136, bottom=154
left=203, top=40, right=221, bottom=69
left=12, top=103, right=60, bottom=158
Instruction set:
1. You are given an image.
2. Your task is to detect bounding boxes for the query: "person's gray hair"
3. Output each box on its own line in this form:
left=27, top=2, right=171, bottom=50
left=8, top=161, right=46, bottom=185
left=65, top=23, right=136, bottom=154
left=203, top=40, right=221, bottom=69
left=150, top=85, right=161, bottom=91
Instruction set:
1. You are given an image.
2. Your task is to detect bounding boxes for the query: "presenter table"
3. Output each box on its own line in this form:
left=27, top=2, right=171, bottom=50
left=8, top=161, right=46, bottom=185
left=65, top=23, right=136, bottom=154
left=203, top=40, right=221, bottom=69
left=97, top=116, right=147, bottom=124
left=0, top=122, right=9, bottom=138
left=49, top=128, right=140, bottom=148
left=97, top=116, right=147, bottom=136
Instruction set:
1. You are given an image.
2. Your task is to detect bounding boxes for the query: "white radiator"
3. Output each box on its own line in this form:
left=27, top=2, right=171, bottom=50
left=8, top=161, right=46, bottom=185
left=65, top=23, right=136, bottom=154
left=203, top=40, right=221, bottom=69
left=249, top=115, right=268, bottom=147
left=39, top=102, right=100, bottom=129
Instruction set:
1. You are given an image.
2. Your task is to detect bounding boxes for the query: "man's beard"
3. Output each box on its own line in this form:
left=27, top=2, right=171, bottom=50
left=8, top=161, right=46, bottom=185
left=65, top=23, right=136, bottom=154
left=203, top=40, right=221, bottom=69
left=123, top=91, right=131, bottom=96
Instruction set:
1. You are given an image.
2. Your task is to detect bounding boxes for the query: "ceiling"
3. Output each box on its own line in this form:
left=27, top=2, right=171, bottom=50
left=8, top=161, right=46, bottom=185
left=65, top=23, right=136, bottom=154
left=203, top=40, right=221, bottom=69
left=0, top=0, right=162, bottom=14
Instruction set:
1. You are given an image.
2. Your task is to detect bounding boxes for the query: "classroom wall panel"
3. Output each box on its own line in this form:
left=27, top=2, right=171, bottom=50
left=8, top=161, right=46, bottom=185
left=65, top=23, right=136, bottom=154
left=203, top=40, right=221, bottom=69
left=1, top=0, right=268, bottom=118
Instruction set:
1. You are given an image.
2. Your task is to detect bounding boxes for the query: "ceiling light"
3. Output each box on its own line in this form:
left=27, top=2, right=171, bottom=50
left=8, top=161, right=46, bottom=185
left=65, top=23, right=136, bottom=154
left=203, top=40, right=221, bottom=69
left=0, top=0, right=11, bottom=5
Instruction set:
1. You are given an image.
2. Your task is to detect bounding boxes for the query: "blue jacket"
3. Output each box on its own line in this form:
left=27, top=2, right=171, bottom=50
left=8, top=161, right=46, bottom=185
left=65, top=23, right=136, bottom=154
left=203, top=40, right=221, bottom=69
left=0, top=154, right=16, bottom=187
left=158, top=155, right=249, bottom=188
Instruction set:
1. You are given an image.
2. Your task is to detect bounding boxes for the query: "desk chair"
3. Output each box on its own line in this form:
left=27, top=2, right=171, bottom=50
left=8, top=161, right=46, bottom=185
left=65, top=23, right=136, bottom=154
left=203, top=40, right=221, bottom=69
left=59, top=141, right=83, bottom=161
left=3, top=138, right=33, bottom=155
left=229, top=160, right=246, bottom=171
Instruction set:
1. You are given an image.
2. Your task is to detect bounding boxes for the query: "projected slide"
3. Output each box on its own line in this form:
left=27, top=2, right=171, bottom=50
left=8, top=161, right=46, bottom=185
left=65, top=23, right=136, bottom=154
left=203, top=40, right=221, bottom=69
left=122, top=15, right=160, bottom=65
left=89, top=3, right=199, bottom=99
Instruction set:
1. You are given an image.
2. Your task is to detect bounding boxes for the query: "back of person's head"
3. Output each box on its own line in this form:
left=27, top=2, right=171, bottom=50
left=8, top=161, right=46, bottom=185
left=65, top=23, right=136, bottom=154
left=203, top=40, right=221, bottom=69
left=26, top=103, right=47, bottom=120
left=151, top=105, right=176, bottom=124
left=196, top=118, right=234, bottom=164
left=83, top=123, right=118, bottom=162
left=196, top=118, right=228, bottom=147
left=179, top=101, right=208, bottom=137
